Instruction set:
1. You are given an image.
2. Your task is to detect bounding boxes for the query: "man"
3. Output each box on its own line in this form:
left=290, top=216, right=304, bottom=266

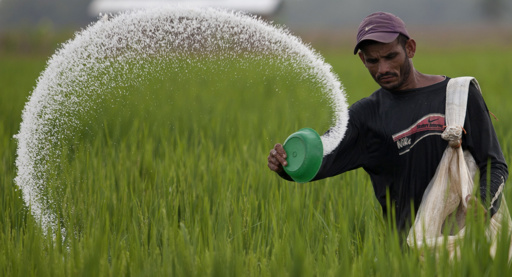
left=267, top=11, right=508, bottom=230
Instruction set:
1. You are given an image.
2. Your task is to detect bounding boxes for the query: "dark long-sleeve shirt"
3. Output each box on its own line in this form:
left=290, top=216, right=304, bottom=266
left=279, top=77, right=508, bottom=230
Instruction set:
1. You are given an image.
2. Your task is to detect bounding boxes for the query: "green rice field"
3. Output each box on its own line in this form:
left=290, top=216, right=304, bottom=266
left=1, top=38, right=512, bottom=276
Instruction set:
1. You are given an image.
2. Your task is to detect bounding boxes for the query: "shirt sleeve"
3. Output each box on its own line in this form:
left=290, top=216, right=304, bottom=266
left=312, top=104, right=369, bottom=181
left=276, top=105, right=368, bottom=182
left=462, top=83, right=508, bottom=216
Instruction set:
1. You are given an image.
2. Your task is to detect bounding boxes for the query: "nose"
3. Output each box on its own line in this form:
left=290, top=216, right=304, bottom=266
left=378, top=60, right=391, bottom=75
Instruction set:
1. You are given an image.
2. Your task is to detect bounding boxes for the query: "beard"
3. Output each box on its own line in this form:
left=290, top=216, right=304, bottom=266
left=375, top=55, right=412, bottom=91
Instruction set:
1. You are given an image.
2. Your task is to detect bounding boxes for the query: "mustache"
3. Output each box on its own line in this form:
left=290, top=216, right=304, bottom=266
left=377, top=72, right=398, bottom=81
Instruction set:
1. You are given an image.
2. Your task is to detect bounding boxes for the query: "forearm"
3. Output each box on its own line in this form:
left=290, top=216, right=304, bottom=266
left=464, top=83, right=508, bottom=216
left=479, top=162, right=508, bottom=216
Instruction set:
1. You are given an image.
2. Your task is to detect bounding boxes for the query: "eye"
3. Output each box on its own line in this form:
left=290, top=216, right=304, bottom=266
left=385, top=53, right=398, bottom=60
left=366, top=58, right=378, bottom=64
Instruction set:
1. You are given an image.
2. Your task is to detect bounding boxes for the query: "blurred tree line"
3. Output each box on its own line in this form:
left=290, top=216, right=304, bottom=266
left=0, top=0, right=93, bottom=55
left=481, top=0, right=510, bottom=21
left=1, top=0, right=509, bottom=30
left=0, top=0, right=93, bottom=30
left=0, top=0, right=509, bottom=55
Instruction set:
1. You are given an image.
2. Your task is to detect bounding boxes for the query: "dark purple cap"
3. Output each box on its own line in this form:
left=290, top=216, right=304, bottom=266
left=353, top=12, right=410, bottom=55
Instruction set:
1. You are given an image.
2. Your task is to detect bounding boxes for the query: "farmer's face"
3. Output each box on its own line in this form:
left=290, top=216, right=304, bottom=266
left=359, top=38, right=415, bottom=91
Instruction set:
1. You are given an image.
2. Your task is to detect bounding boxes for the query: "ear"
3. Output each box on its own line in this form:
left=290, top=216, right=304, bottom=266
left=358, top=51, right=366, bottom=64
left=405, top=38, right=416, bottom=59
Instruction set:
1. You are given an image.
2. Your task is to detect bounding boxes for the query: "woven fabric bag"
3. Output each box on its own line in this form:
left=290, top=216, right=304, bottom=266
left=406, top=77, right=512, bottom=260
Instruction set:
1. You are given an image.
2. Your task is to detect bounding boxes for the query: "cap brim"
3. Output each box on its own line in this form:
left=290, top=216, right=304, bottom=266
left=353, top=32, right=400, bottom=54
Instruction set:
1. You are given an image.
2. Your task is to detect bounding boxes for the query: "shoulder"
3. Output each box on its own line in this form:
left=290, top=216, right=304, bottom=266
left=468, top=80, right=483, bottom=97
left=349, top=89, right=385, bottom=113
left=466, top=79, right=489, bottom=112
left=448, top=77, right=482, bottom=99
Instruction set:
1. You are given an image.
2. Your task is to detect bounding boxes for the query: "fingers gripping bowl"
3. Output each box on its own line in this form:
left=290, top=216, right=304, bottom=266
left=283, top=128, right=323, bottom=183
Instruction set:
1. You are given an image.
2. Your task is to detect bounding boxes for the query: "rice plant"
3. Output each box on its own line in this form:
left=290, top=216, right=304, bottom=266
left=1, top=44, right=511, bottom=276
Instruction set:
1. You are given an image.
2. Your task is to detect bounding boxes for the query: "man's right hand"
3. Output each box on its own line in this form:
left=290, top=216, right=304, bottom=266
left=267, top=143, right=288, bottom=173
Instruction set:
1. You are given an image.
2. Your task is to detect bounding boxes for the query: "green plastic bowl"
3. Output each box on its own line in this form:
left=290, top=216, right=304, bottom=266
left=283, top=128, right=323, bottom=183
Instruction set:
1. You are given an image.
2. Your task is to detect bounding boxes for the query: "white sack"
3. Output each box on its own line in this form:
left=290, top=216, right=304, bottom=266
left=406, top=77, right=512, bottom=260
